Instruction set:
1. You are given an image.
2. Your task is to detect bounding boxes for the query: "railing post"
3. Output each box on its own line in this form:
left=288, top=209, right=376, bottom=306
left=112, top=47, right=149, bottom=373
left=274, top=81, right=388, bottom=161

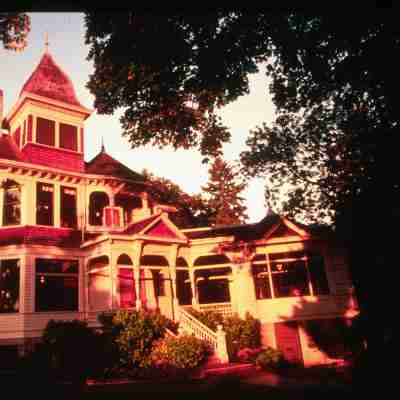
left=216, top=324, right=229, bottom=364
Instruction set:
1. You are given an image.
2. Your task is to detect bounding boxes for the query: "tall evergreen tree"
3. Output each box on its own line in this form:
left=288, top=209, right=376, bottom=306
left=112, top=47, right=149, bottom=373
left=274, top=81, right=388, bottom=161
left=202, top=157, right=248, bottom=226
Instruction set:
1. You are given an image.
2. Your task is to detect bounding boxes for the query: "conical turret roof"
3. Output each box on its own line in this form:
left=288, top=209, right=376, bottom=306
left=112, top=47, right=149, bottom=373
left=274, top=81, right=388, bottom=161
left=19, top=51, right=83, bottom=107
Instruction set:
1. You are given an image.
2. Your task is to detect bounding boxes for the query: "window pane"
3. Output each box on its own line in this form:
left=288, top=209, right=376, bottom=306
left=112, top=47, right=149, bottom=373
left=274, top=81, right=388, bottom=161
left=61, top=186, right=77, bottom=228
left=252, top=264, right=272, bottom=299
left=36, top=117, right=55, bottom=146
left=36, top=183, right=53, bottom=226
left=35, top=259, right=78, bottom=311
left=118, top=268, right=135, bottom=308
left=89, top=192, right=109, bottom=226
left=3, top=184, right=21, bottom=226
left=308, top=254, right=330, bottom=295
left=0, top=259, right=20, bottom=313
left=59, top=123, right=78, bottom=151
left=272, top=259, right=310, bottom=298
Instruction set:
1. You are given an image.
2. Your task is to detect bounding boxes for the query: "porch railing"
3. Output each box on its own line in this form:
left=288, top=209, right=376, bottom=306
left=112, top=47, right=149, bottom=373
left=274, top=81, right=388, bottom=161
left=197, top=302, right=234, bottom=317
left=177, top=306, right=229, bottom=363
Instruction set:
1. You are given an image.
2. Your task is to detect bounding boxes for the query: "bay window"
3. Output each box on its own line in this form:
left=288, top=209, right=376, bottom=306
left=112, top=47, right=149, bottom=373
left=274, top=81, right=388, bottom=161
left=0, top=259, right=20, bottom=313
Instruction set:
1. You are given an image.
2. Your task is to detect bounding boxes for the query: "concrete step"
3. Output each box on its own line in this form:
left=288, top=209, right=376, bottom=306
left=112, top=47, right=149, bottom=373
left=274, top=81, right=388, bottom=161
left=203, top=362, right=255, bottom=378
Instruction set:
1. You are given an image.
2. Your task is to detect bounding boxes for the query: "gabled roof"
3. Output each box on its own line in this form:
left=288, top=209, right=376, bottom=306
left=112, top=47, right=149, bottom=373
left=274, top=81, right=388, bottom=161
left=0, top=134, right=26, bottom=162
left=19, top=52, right=83, bottom=108
left=184, top=213, right=282, bottom=241
left=85, top=148, right=146, bottom=182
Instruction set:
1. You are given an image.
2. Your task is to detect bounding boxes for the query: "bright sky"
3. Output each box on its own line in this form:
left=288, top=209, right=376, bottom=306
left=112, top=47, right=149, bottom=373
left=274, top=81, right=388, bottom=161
left=0, top=13, right=276, bottom=223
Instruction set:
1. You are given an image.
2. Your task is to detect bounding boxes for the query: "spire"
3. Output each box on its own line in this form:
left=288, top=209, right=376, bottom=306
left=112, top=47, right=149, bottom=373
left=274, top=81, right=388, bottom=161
left=101, top=136, right=106, bottom=153
left=44, top=32, right=49, bottom=53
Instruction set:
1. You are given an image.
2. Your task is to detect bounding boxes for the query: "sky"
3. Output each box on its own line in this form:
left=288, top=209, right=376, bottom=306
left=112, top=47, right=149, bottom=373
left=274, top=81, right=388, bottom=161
left=0, top=12, right=276, bottom=223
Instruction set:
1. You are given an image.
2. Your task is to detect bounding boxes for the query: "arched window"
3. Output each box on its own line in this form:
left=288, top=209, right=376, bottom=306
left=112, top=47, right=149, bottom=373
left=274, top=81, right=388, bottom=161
left=117, top=254, right=135, bottom=309
left=89, top=192, right=109, bottom=226
left=115, top=193, right=142, bottom=225
left=2, top=180, right=21, bottom=226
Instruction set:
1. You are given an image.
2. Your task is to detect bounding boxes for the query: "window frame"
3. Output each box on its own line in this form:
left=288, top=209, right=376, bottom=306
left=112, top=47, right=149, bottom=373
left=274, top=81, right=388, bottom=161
left=36, top=182, right=54, bottom=226
left=0, top=259, right=20, bottom=314
left=35, top=258, right=79, bottom=312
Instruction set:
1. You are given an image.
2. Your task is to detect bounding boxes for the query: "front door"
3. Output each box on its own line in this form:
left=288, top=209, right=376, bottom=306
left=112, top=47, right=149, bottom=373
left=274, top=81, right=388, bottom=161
left=275, top=321, right=303, bottom=364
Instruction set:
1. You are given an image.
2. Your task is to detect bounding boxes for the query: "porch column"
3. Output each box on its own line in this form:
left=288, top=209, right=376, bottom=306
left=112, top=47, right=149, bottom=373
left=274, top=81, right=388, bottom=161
left=132, top=240, right=143, bottom=310
left=188, top=268, right=198, bottom=308
left=168, top=245, right=179, bottom=319
left=133, top=265, right=141, bottom=310
left=235, top=261, right=257, bottom=318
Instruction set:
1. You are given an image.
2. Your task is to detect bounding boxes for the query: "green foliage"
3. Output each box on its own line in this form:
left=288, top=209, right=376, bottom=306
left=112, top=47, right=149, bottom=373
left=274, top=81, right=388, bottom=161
left=98, top=309, right=171, bottom=369
left=141, top=169, right=214, bottom=228
left=223, top=313, right=261, bottom=359
left=0, top=13, right=30, bottom=51
left=202, top=157, right=248, bottom=226
left=150, top=334, right=210, bottom=372
left=84, top=13, right=269, bottom=158
left=187, top=307, right=224, bottom=330
left=187, top=309, right=260, bottom=359
left=255, top=347, right=287, bottom=371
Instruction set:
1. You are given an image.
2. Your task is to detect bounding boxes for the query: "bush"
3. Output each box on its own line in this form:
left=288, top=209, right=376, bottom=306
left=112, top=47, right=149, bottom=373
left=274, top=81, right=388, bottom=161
left=255, top=347, right=287, bottom=371
left=150, top=334, right=211, bottom=379
left=187, top=309, right=261, bottom=360
left=98, top=309, right=173, bottom=369
left=39, top=319, right=105, bottom=385
left=223, top=312, right=261, bottom=359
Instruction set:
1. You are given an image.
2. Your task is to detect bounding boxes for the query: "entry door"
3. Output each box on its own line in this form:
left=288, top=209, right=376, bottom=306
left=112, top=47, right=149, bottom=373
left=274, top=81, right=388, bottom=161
left=274, top=321, right=303, bottom=364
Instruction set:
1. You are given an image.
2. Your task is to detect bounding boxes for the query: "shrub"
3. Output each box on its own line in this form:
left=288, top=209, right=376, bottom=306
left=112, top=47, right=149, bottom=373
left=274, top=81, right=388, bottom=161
left=98, top=309, right=173, bottom=369
left=187, top=308, right=224, bottom=331
left=255, top=347, right=287, bottom=371
left=187, top=309, right=261, bottom=360
left=150, top=334, right=211, bottom=378
left=223, top=312, right=261, bottom=359
left=40, top=319, right=105, bottom=385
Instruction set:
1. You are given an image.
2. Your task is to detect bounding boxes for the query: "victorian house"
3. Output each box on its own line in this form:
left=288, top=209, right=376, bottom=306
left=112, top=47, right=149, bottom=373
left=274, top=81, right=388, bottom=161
left=0, top=49, right=358, bottom=368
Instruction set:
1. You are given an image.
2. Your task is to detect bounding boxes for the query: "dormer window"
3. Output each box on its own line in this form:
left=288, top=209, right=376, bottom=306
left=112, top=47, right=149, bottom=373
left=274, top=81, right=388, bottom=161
left=36, top=117, right=55, bottom=146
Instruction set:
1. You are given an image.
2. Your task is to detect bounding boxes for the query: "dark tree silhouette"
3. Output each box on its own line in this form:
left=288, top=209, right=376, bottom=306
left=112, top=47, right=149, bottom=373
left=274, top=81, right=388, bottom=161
left=202, top=157, right=248, bottom=226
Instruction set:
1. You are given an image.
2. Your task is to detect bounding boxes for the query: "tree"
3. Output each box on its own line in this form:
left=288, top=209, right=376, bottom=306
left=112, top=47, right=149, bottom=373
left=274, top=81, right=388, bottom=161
left=142, top=169, right=213, bottom=228
left=83, top=13, right=269, bottom=160
left=0, top=13, right=30, bottom=51
left=202, top=157, right=247, bottom=226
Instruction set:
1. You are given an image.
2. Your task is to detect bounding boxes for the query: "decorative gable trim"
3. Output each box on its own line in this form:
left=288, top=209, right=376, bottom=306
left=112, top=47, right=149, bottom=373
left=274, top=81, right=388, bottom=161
left=262, top=216, right=311, bottom=243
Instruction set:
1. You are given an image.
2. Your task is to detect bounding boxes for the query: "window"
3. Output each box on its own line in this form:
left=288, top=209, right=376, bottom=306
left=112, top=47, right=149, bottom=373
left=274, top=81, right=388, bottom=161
left=151, top=269, right=165, bottom=297
left=60, top=186, right=77, bottom=228
left=36, top=117, right=55, bottom=146
left=252, top=251, right=329, bottom=299
left=0, top=259, right=20, bottom=313
left=2, top=180, right=21, bottom=226
left=270, top=252, right=310, bottom=297
left=59, top=123, right=78, bottom=151
left=36, top=183, right=53, bottom=226
left=253, top=263, right=272, bottom=299
left=118, top=268, right=136, bottom=308
left=308, top=253, right=330, bottom=295
left=35, top=259, right=78, bottom=311
left=89, top=192, right=109, bottom=226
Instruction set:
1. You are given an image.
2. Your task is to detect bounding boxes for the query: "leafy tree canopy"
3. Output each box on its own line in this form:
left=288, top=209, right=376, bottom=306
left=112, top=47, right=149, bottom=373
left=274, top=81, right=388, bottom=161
left=84, top=13, right=270, bottom=160
left=0, top=13, right=30, bottom=51
left=84, top=10, right=400, bottom=226
left=142, top=168, right=213, bottom=228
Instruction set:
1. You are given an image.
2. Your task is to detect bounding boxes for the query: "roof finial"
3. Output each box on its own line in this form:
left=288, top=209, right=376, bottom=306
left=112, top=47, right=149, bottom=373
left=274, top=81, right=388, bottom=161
left=101, top=136, right=105, bottom=153
left=44, top=32, right=49, bottom=53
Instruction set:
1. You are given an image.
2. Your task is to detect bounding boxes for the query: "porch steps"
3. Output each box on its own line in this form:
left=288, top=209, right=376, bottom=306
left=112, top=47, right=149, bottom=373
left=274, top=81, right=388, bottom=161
left=202, top=362, right=255, bottom=378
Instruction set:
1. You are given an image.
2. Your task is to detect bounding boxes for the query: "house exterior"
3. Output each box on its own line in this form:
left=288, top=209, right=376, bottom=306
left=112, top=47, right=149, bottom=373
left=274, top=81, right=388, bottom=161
left=0, top=49, right=358, bottom=368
